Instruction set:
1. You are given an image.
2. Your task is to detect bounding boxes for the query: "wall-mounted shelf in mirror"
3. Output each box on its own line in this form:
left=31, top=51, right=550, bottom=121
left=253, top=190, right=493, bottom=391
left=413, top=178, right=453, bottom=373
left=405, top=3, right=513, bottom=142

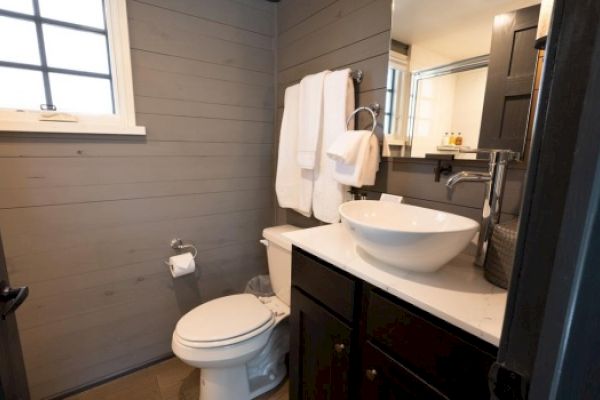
left=383, top=0, right=543, bottom=161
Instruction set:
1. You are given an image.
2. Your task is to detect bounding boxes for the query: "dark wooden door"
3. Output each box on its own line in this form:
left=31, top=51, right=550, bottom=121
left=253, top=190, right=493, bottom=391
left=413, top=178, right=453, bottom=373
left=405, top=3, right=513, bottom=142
left=0, top=232, right=30, bottom=400
left=359, top=341, right=447, bottom=400
left=289, top=288, right=352, bottom=400
left=478, top=5, right=540, bottom=153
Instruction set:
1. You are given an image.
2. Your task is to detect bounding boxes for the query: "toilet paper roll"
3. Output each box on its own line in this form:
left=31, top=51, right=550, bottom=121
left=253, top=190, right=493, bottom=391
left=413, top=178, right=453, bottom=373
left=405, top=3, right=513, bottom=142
left=168, top=252, right=195, bottom=278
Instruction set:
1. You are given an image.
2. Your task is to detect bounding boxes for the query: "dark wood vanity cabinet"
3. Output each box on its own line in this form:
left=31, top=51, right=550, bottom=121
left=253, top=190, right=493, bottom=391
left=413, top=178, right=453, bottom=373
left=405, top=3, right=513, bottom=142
left=290, top=288, right=353, bottom=400
left=289, top=247, right=497, bottom=400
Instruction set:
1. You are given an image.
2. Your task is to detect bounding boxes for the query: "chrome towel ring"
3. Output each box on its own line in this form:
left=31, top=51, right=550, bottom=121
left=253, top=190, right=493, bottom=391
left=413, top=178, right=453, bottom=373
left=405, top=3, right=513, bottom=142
left=346, top=103, right=381, bottom=135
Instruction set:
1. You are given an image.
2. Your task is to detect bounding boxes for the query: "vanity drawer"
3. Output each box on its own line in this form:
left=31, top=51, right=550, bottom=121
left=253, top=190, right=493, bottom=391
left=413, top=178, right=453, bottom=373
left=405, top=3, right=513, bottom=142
left=365, top=289, right=497, bottom=399
left=292, top=247, right=356, bottom=322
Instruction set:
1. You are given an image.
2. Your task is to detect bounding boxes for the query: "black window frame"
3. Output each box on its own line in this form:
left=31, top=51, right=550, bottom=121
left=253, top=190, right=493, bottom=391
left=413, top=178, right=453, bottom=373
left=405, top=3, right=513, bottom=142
left=0, top=0, right=115, bottom=113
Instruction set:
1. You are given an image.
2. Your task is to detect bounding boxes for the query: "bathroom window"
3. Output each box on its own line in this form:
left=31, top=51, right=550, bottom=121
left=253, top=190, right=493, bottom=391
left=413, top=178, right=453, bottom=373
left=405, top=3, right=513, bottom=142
left=385, top=50, right=410, bottom=139
left=0, top=0, right=144, bottom=135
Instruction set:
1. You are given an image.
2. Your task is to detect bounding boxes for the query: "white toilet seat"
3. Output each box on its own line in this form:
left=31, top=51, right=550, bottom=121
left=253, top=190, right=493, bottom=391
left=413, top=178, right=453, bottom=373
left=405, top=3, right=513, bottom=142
left=174, top=316, right=275, bottom=349
left=175, top=293, right=274, bottom=345
left=174, top=294, right=290, bottom=348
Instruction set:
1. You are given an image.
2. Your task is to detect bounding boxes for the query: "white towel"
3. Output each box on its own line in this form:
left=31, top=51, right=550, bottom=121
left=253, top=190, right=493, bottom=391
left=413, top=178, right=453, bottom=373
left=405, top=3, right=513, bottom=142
left=361, top=134, right=380, bottom=186
left=327, top=130, right=366, bottom=164
left=275, top=85, right=312, bottom=217
left=297, top=71, right=329, bottom=169
left=313, top=69, right=355, bottom=223
left=333, top=132, right=380, bottom=187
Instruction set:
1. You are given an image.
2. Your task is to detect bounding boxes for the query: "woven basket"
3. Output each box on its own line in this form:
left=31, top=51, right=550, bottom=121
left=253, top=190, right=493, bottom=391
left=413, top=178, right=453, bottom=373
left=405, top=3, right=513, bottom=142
left=484, top=219, right=519, bottom=289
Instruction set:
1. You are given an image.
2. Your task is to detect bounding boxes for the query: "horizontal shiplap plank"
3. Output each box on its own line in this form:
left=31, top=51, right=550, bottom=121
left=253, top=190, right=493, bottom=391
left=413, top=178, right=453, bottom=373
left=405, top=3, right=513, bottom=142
left=0, top=176, right=272, bottom=209
left=233, top=0, right=276, bottom=14
left=381, top=160, right=488, bottom=209
left=128, top=1, right=273, bottom=50
left=278, top=0, right=338, bottom=33
left=129, top=14, right=273, bottom=73
left=136, top=113, right=273, bottom=143
left=0, top=142, right=272, bottom=158
left=133, top=67, right=273, bottom=109
left=0, top=156, right=272, bottom=189
left=134, top=96, right=273, bottom=122
left=22, top=239, right=265, bottom=304
left=17, top=241, right=266, bottom=330
left=0, top=141, right=272, bottom=159
left=278, top=0, right=377, bottom=48
left=278, top=0, right=390, bottom=70
left=6, top=208, right=272, bottom=284
left=132, top=0, right=275, bottom=36
left=0, top=189, right=273, bottom=255
left=371, top=160, right=525, bottom=214
left=131, top=50, right=273, bottom=88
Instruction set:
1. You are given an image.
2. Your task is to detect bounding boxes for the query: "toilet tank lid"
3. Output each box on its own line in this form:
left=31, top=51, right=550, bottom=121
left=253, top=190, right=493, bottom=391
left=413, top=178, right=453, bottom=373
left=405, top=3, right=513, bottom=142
left=262, top=225, right=301, bottom=251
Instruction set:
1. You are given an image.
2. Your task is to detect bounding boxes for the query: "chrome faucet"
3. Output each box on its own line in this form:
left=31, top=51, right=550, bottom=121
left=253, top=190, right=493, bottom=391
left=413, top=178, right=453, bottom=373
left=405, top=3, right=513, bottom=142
left=446, top=149, right=518, bottom=266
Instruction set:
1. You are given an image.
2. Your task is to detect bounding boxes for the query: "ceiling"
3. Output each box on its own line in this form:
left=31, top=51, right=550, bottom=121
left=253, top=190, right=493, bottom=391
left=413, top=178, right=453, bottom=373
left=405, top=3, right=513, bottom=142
left=392, top=0, right=541, bottom=61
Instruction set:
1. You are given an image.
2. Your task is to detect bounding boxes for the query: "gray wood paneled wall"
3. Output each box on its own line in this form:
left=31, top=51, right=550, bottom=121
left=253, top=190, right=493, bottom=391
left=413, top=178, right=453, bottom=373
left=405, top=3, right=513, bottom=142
left=0, top=1, right=276, bottom=398
left=275, top=0, right=526, bottom=228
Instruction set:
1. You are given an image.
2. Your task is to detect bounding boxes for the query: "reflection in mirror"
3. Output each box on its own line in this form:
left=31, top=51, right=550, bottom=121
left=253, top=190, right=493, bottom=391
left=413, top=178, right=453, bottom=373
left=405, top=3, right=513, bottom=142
left=384, top=0, right=542, bottom=159
left=409, top=57, right=488, bottom=159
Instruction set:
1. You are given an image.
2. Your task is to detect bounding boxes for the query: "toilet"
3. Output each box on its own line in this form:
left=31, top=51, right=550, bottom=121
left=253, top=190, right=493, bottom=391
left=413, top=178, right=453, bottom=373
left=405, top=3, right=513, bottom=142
left=172, top=225, right=300, bottom=400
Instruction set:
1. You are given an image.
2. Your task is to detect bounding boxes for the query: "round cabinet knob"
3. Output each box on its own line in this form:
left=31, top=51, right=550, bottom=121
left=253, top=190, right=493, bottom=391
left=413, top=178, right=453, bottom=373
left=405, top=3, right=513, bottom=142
left=334, top=343, right=346, bottom=353
left=365, top=369, right=378, bottom=381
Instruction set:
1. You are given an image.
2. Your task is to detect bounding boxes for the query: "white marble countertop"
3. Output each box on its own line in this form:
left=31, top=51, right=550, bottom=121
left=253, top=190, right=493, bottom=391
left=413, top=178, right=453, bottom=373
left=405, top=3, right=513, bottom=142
left=284, top=223, right=507, bottom=346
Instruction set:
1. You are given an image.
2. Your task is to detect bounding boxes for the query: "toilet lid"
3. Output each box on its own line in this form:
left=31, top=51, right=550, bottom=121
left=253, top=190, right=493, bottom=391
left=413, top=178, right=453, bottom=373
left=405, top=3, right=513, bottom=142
left=175, top=294, right=273, bottom=343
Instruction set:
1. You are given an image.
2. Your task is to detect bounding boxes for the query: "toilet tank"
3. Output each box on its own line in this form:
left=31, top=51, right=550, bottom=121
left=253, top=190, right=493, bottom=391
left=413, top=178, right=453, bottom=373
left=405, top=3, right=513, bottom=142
left=261, top=225, right=301, bottom=306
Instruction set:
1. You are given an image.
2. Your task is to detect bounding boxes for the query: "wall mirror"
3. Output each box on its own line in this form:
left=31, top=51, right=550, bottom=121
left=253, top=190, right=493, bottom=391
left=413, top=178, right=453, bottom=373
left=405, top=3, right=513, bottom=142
left=384, top=0, right=543, bottom=160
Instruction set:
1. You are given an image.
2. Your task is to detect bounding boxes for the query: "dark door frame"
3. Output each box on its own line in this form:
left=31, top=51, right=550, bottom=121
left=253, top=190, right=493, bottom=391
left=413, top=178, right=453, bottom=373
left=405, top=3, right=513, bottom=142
left=495, top=0, right=600, bottom=398
left=0, top=232, right=30, bottom=400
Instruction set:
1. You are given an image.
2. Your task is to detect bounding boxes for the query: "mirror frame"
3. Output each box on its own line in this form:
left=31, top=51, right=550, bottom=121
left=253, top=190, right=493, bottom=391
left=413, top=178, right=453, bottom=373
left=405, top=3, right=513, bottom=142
left=403, top=55, right=490, bottom=156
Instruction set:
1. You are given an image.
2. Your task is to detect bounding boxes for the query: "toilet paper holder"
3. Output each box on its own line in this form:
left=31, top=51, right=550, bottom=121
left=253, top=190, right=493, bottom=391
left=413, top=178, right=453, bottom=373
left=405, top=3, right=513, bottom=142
left=170, top=238, right=198, bottom=259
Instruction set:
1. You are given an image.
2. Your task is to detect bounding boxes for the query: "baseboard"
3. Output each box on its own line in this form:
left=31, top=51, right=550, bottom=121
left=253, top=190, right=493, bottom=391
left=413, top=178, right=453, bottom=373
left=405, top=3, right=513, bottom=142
left=46, top=352, right=174, bottom=400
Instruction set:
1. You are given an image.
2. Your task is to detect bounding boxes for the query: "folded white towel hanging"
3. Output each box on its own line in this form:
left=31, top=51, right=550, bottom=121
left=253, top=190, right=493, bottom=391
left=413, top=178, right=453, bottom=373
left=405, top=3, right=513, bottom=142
left=327, top=130, right=366, bottom=164
left=332, top=132, right=380, bottom=188
left=275, top=84, right=312, bottom=217
left=313, top=69, right=355, bottom=223
left=297, top=71, right=329, bottom=170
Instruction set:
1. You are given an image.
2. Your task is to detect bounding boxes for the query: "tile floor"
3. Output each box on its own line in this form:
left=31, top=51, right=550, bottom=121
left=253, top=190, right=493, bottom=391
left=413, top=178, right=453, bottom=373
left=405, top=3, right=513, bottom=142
left=66, top=357, right=289, bottom=400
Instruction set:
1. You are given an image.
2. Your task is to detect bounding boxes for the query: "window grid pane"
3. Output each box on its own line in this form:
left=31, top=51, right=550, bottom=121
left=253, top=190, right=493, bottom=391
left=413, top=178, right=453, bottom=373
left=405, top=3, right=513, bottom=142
left=0, top=16, right=41, bottom=65
left=43, top=24, right=110, bottom=74
left=0, top=0, right=114, bottom=114
left=0, top=0, right=34, bottom=15
left=39, top=0, right=105, bottom=30
left=0, top=66, right=45, bottom=110
left=49, top=73, right=113, bottom=114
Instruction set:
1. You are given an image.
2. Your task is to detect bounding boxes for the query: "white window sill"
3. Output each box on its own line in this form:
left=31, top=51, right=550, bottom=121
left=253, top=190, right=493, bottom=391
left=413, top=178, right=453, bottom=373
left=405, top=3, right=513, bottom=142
left=0, top=121, right=146, bottom=136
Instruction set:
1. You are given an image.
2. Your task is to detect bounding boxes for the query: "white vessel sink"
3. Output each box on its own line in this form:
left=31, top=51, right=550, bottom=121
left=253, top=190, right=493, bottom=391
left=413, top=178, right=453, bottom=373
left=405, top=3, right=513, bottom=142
left=339, top=200, right=479, bottom=272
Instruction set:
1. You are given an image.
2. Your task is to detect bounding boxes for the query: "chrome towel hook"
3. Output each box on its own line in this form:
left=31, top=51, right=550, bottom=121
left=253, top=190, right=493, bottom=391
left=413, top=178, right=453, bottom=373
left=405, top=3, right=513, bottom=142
left=346, top=103, right=381, bottom=135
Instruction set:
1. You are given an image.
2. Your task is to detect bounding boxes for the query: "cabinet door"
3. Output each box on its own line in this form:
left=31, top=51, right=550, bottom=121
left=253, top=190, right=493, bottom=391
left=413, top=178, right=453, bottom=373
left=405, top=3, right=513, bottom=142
left=290, top=288, right=352, bottom=400
left=360, top=342, right=447, bottom=400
